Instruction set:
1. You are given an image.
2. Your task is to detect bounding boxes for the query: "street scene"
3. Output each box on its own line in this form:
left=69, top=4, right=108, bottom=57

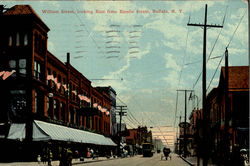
left=0, top=0, right=249, bottom=166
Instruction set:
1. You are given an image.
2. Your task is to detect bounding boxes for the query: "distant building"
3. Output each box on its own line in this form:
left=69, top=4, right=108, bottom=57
left=95, top=86, right=117, bottom=136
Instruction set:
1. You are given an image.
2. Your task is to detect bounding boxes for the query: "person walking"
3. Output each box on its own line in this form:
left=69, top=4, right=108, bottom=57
left=47, top=150, right=53, bottom=166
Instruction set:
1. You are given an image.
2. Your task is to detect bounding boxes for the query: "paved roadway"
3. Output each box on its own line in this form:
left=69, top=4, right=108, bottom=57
left=82, top=153, right=190, bottom=166
left=0, top=153, right=190, bottom=166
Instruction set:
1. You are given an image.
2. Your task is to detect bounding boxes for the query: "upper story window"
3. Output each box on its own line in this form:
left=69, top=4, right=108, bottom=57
left=10, top=90, right=27, bottom=117
left=34, top=61, right=41, bottom=80
left=53, top=71, right=57, bottom=89
left=8, top=35, right=12, bottom=46
left=47, top=68, right=51, bottom=85
left=24, top=34, right=28, bottom=46
left=16, top=32, right=20, bottom=46
left=35, top=91, right=38, bottom=113
left=19, top=59, right=26, bottom=75
left=8, top=59, right=26, bottom=77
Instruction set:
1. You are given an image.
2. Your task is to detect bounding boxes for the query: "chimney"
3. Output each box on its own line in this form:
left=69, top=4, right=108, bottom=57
left=67, top=52, right=70, bottom=65
left=0, top=5, right=4, bottom=14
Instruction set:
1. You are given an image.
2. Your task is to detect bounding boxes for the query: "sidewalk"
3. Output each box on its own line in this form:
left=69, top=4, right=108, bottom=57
left=179, top=156, right=216, bottom=166
left=180, top=155, right=250, bottom=166
left=0, top=156, right=118, bottom=166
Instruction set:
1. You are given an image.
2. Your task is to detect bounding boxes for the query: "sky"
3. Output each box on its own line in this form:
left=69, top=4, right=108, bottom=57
left=2, top=0, right=248, bottom=147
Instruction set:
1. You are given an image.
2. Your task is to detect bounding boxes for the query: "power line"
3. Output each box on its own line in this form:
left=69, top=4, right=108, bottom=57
left=116, top=96, right=141, bottom=125
left=206, top=8, right=247, bottom=92
left=192, top=6, right=228, bottom=89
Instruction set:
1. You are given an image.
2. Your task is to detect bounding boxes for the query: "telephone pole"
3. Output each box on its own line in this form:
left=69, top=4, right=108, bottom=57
left=187, top=4, right=223, bottom=166
left=177, top=89, right=194, bottom=158
left=224, top=48, right=230, bottom=165
left=116, top=105, right=127, bottom=156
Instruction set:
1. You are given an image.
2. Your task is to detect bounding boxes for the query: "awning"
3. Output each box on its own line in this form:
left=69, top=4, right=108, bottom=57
left=33, top=120, right=116, bottom=146
left=7, top=123, right=26, bottom=141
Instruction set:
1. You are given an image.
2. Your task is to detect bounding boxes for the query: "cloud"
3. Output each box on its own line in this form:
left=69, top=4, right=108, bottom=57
left=164, top=53, right=181, bottom=71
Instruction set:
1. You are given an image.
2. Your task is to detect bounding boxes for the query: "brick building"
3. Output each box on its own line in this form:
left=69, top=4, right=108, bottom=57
left=188, top=66, right=249, bottom=164
left=0, top=5, right=116, bottom=161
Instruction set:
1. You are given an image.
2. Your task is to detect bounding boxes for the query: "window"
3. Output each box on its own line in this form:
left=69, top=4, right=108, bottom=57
left=34, top=61, right=41, bottom=80
left=53, top=71, right=57, bottom=89
left=24, top=34, right=28, bottom=46
left=19, top=59, right=26, bottom=75
left=16, top=32, right=20, bottom=46
left=62, top=78, right=66, bottom=95
left=47, top=96, right=52, bottom=119
left=76, top=111, right=80, bottom=126
left=8, top=59, right=26, bottom=77
left=73, top=85, right=75, bottom=101
left=61, top=103, right=65, bottom=122
left=57, top=75, right=61, bottom=91
left=8, top=35, right=12, bottom=46
left=35, top=92, right=38, bottom=113
left=47, top=68, right=51, bottom=85
left=70, top=107, right=75, bottom=124
left=10, top=90, right=26, bottom=117
left=54, top=99, right=59, bottom=120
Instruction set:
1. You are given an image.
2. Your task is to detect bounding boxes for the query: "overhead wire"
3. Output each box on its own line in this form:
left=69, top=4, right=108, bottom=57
left=206, top=8, right=247, bottom=92
left=192, top=5, right=228, bottom=89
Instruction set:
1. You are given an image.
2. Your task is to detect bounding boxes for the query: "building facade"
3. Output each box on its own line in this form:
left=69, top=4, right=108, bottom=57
left=188, top=66, right=249, bottom=164
left=0, top=5, right=116, bottom=161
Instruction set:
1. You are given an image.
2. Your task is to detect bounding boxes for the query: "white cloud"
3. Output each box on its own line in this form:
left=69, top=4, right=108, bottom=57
left=164, top=53, right=181, bottom=71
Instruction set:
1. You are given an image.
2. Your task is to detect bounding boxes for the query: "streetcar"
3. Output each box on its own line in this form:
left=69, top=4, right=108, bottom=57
left=142, top=143, right=154, bottom=157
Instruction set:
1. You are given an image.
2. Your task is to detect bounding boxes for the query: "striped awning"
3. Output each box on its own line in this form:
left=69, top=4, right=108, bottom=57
left=7, top=120, right=116, bottom=146
left=33, top=120, right=116, bottom=146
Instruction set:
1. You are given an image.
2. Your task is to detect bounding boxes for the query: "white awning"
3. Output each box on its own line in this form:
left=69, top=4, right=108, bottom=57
left=33, top=120, right=116, bottom=146
left=7, top=123, right=26, bottom=141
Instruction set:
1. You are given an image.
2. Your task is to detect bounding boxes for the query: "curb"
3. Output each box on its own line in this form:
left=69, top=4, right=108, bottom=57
left=179, top=156, right=195, bottom=166
left=72, top=157, right=121, bottom=165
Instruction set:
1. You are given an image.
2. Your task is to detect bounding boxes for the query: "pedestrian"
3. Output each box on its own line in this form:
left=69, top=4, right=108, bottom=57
left=37, top=155, right=41, bottom=164
left=59, top=148, right=67, bottom=166
left=47, top=150, right=53, bottom=166
left=87, top=148, right=91, bottom=158
left=66, top=148, right=73, bottom=166
left=90, top=148, right=94, bottom=158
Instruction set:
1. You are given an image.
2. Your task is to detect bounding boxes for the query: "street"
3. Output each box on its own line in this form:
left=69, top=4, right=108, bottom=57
left=0, top=153, right=190, bottom=166
left=81, top=153, right=189, bottom=166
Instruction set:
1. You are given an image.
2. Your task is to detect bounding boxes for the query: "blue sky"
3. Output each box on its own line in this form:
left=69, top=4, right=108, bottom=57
left=3, top=0, right=248, bottom=146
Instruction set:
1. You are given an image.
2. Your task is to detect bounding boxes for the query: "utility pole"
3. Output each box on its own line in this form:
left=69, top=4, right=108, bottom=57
left=187, top=4, right=223, bottom=166
left=224, top=48, right=230, bottom=165
left=177, top=89, right=194, bottom=158
left=116, top=105, right=127, bottom=157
